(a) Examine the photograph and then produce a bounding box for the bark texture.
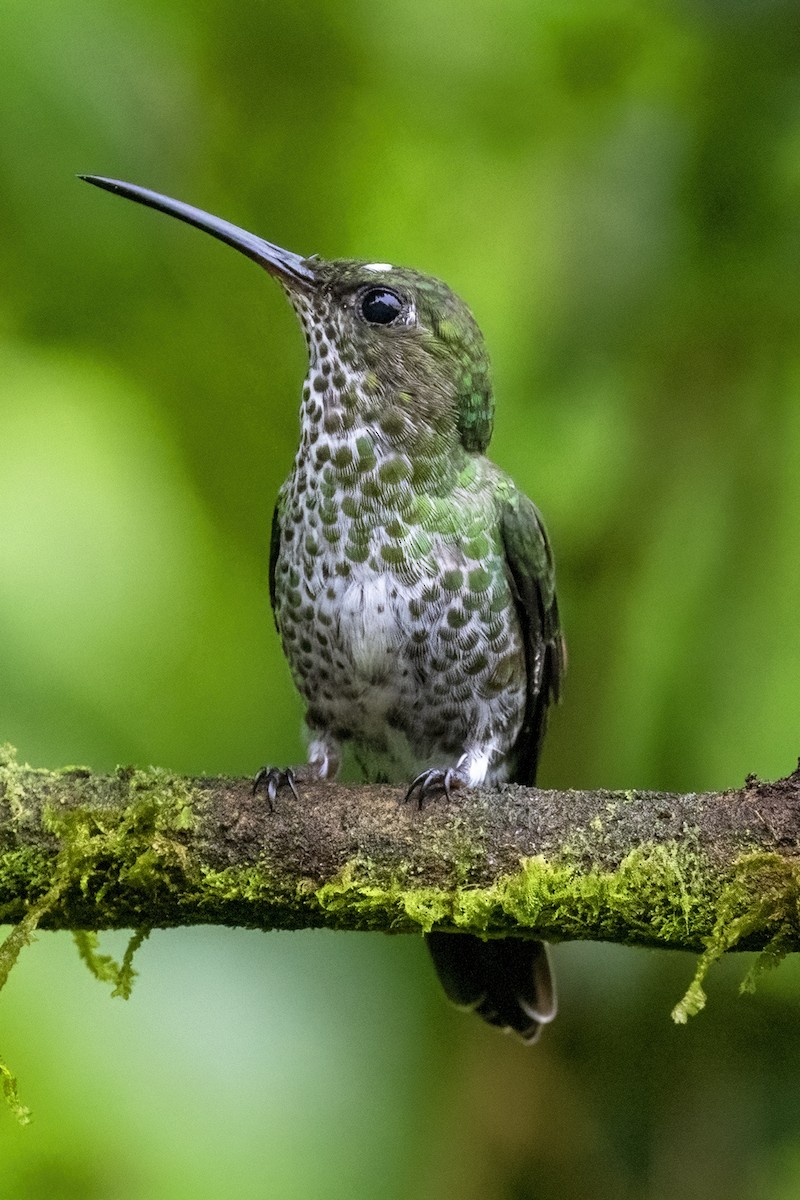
[4,745,798,1122]
[2,746,800,968]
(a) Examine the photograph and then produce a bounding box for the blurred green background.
[2,0,800,1196]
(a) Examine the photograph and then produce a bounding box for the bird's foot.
[404,766,469,810]
[252,766,300,810]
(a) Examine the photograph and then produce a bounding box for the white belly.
[338,575,401,681]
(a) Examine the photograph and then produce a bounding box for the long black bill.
[79,175,316,287]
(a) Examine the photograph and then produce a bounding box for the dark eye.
[359,287,404,325]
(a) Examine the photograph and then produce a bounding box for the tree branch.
[2,746,800,966]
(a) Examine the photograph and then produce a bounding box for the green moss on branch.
[2,745,800,950]
[2,744,800,1120]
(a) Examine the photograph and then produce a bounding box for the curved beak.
[79,175,316,288]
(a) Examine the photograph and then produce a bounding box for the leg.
[404,742,501,808]
[253,731,341,808]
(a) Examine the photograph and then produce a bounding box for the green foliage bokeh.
[2,1,800,1197]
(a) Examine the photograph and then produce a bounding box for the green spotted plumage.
[265,261,563,808]
[270,260,564,1040]
[81,176,564,1042]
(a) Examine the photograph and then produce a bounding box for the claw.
[252,766,300,810]
[404,766,465,809]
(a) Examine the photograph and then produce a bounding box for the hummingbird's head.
[79,177,495,455]
[290,258,494,453]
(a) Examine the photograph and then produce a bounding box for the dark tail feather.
[426,932,557,1042]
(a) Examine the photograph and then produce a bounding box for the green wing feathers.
[268,489,287,630]
[500,488,565,785]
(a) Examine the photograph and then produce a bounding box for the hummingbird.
[80,175,565,1042]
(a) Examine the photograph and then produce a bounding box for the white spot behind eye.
[363,263,393,272]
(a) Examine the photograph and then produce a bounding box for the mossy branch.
[2,742,800,1119]
[2,745,800,960]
